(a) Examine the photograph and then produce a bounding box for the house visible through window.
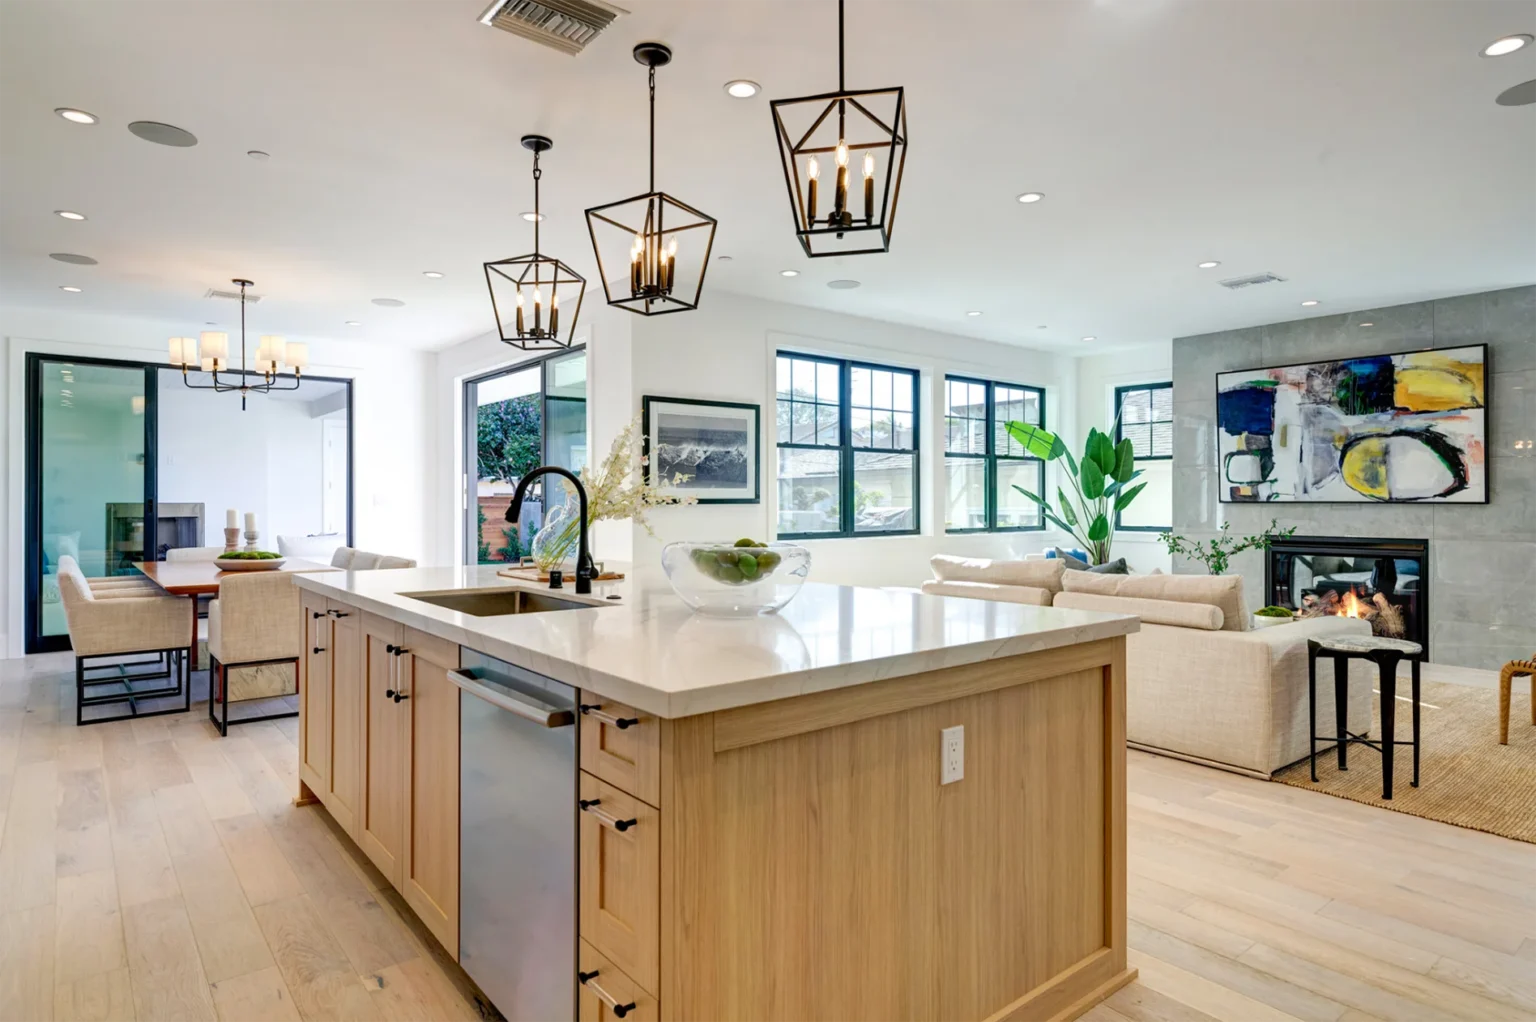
[776,353,919,538]
[943,376,1045,532]
[1114,382,1172,531]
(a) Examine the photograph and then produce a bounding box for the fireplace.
[1265,536,1428,654]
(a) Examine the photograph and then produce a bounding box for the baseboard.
[1047,967,1138,1022]
[1126,741,1272,780]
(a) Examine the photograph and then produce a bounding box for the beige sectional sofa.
[922,555,1374,778]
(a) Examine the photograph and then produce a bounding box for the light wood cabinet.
[579,939,658,1022]
[580,692,660,808]
[358,612,405,885]
[297,591,331,799]
[399,625,460,958]
[579,773,660,998]
[324,599,363,834]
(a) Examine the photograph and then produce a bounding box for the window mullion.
[840,359,854,536]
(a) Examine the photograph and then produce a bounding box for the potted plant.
[1155,520,1298,575]
[1003,422,1146,567]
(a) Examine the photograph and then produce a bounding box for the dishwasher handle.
[447,668,575,727]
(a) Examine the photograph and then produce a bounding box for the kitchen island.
[291,565,1139,1022]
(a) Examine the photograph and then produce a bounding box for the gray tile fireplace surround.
[1170,284,1534,671]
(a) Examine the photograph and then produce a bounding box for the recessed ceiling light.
[55,210,86,221]
[1016,192,1044,204]
[345,320,362,326]
[423,271,444,278]
[1482,34,1532,57]
[1036,325,1048,330]
[1081,336,1096,342]
[54,108,97,125]
[520,211,544,222]
[247,150,270,161]
[1197,260,1221,269]
[49,252,97,265]
[780,269,799,277]
[1496,79,1536,106]
[1359,322,1374,327]
[724,80,760,98]
[1301,300,1320,307]
[127,120,198,147]
[372,298,405,307]
[827,279,860,289]
[965,310,983,317]
[59,286,82,293]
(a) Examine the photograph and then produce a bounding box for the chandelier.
[584,43,717,316]
[484,135,586,350]
[770,0,908,257]
[167,279,307,410]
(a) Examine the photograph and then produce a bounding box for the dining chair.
[1500,657,1534,745]
[57,555,193,725]
[207,572,300,735]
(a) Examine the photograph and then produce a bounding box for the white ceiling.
[2,0,1532,354]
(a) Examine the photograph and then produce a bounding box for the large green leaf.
[1113,481,1148,512]
[1010,486,1049,508]
[1080,457,1106,500]
[1087,513,1110,542]
[1056,488,1079,527]
[1085,429,1117,476]
[1063,447,1079,478]
[1004,422,1063,461]
[1043,512,1078,535]
[1112,438,1136,481]
[1103,469,1144,499]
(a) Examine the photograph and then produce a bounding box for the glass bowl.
[661,541,811,616]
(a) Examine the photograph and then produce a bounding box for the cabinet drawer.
[400,624,459,672]
[579,774,659,997]
[580,692,659,807]
[579,939,657,1022]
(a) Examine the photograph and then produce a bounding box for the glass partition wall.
[465,347,587,565]
[23,353,353,653]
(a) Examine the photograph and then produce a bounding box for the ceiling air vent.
[1218,272,1288,291]
[477,0,627,56]
[204,287,262,303]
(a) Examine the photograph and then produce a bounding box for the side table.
[1307,635,1424,800]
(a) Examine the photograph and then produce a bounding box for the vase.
[530,502,582,574]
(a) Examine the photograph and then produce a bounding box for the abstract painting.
[641,396,760,504]
[1215,344,1487,503]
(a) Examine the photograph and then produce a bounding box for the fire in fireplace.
[1265,536,1428,653]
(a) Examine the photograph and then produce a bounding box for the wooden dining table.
[133,558,339,663]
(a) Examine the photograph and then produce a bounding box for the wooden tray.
[496,566,625,583]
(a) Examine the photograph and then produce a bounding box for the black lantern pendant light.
[771,0,908,257]
[484,135,586,350]
[585,43,717,316]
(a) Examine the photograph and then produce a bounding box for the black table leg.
[1378,651,1400,800]
[1334,654,1350,770]
[1308,642,1319,782]
[1411,657,1421,788]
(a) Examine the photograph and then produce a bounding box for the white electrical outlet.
[941,725,964,784]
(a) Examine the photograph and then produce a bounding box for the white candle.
[226,508,238,529]
[244,512,257,533]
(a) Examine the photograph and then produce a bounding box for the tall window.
[1114,382,1172,531]
[943,377,1045,532]
[776,353,919,538]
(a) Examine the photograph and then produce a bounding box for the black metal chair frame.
[208,653,300,737]
[76,647,191,726]
[1307,639,1422,800]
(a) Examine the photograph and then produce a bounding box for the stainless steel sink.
[400,588,592,617]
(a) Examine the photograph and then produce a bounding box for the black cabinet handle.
[393,691,409,703]
[328,609,349,618]
[385,688,396,700]
[385,643,397,654]
[311,610,324,619]
[312,646,325,654]
[578,798,637,832]
[393,647,409,658]
[580,704,640,729]
[577,969,635,1017]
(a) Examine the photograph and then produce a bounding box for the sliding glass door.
[464,347,587,565]
[26,356,155,652]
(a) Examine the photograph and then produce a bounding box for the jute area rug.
[1273,680,1536,844]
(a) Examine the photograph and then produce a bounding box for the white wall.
[1075,341,1175,572]
[626,292,1083,587]
[3,305,430,657]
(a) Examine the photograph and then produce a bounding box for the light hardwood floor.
[2,652,1532,1022]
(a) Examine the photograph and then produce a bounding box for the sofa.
[922,555,1374,779]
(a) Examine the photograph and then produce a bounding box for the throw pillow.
[1047,547,1090,564]
[930,555,1065,592]
[1053,548,1129,574]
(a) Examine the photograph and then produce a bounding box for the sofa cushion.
[919,579,1053,606]
[1058,571,1124,597]
[1061,571,1249,631]
[1054,591,1224,630]
[929,555,1064,592]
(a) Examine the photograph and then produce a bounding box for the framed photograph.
[642,396,760,504]
[1215,343,1489,504]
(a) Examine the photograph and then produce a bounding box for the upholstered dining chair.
[57,555,193,725]
[1499,657,1535,745]
[207,571,301,735]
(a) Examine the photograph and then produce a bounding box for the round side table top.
[1316,635,1423,656]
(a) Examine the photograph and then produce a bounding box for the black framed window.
[776,353,919,538]
[943,377,1045,532]
[1114,382,1172,531]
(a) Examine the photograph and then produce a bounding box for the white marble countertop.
[291,565,1138,718]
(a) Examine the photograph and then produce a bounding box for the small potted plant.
[1252,605,1296,629]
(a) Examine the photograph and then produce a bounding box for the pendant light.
[167,278,307,411]
[770,0,908,257]
[484,135,586,350]
[585,43,717,316]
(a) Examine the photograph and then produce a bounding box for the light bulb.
[835,140,848,168]
[516,290,524,307]
[668,237,678,256]
[553,291,560,307]
[534,287,542,305]
[808,155,820,180]
[863,151,874,179]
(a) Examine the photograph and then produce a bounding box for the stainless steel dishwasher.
[453,648,577,1022]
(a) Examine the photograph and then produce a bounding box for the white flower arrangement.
[580,415,696,535]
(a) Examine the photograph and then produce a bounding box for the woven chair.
[1499,657,1535,745]
[207,571,301,735]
